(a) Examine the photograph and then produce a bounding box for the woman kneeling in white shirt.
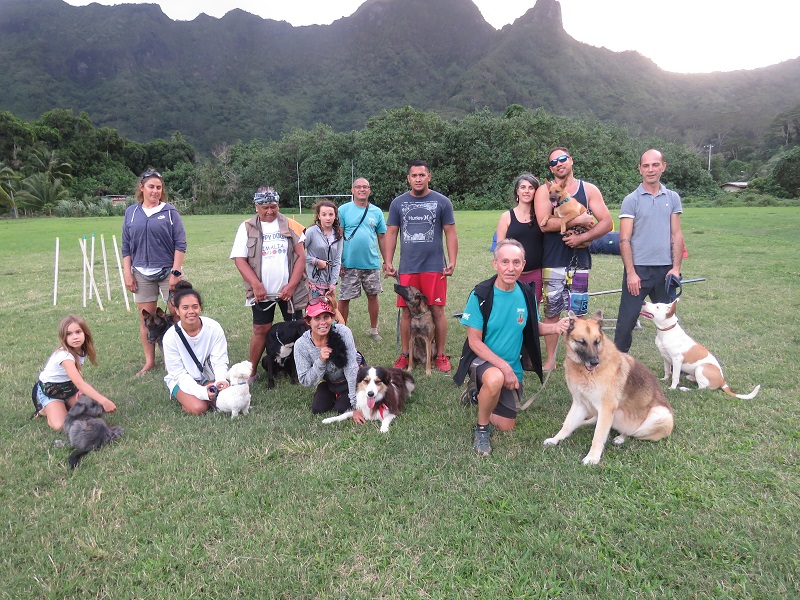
[162,282,230,414]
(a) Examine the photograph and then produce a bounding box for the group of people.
[458,147,683,455]
[32,148,684,460]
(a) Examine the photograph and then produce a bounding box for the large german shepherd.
[543,310,674,465]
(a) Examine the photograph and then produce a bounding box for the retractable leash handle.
[666,274,683,302]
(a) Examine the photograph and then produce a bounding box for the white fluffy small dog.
[215,360,252,417]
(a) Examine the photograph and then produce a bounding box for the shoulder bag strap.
[173,323,204,375]
[343,204,370,241]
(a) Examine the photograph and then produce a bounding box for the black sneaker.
[473,425,492,456]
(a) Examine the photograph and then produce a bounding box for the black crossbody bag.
[343,204,370,241]
[173,323,213,382]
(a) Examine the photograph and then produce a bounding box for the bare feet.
[135,364,156,377]
[543,360,558,372]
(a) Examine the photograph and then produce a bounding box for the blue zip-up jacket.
[121,202,187,269]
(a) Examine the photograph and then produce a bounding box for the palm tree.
[28,147,73,185]
[16,172,68,215]
[0,165,20,218]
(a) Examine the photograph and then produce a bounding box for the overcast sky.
[63,0,800,73]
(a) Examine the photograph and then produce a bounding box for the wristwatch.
[171,269,182,277]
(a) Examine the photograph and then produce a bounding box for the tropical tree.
[16,172,69,215]
[0,165,21,218]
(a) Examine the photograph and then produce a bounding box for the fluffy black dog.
[261,320,310,389]
[63,396,123,469]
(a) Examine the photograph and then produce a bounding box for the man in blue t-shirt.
[338,177,387,341]
[454,239,569,456]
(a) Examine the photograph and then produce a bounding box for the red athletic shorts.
[396,272,448,307]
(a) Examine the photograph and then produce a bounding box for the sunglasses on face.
[548,155,570,167]
[141,169,162,181]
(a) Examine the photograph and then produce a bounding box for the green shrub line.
[1,208,797,597]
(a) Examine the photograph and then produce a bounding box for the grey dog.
[63,396,123,469]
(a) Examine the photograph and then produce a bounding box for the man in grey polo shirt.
[614,148,685,353]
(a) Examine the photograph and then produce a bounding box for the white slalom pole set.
[89,234,95,300]
[53,237,60,306]
[51,234,131,311]
[100,234,112,301]
[113,234,131,312]
[82,235,87,308]
[79,237,104,310]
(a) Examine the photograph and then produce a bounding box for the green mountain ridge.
[0,0,797,153]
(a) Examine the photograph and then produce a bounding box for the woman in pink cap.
[293,297,363,420]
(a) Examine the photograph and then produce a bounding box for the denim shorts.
[36,383,66,410]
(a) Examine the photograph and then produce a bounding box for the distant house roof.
[720,182,748,192]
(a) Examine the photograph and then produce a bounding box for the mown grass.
[1,208,798,598]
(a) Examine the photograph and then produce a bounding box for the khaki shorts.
[132,269,171,304]
[339,268,383,300]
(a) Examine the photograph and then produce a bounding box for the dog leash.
[516,334,562,411]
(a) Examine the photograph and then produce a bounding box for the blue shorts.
[36,383,66,411]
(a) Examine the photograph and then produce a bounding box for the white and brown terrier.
[640,300,760,399]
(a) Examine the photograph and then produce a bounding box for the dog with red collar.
[321,366,415,433]
[640,300,760,399]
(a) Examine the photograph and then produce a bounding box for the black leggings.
[310,382,351,414]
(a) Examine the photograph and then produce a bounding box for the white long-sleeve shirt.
[163,317,229,400]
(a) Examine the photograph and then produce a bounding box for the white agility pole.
[89,234,95,299]
[53,237,60,305]
[82,236,87,308]
[100,234,111,301]
[79,237,104,310]
[112,234,131,312]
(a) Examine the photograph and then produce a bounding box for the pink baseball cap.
[305,298,334,318]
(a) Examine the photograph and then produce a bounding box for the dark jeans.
[310,381,352,414]
[614,265,671,353]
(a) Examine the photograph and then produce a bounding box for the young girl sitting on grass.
[33,315,117,430]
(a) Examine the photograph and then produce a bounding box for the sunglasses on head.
[307,297,330,307]
[548,155,570,167]
[141,169,162,181]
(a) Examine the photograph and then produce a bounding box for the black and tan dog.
[394,284,435,375]
[543,310,674,465]
[142,307,173,345]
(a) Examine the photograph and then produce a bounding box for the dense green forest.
[2,104,798,219]
[1,0,799,164]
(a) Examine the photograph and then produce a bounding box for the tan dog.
[539,180,593,248]
[544,311,674,465]
[321,288,346,324]
[394,284,436,375]
[640,300,760,399]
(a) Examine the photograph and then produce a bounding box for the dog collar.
[557,195,572,207]
[656,323,678,332]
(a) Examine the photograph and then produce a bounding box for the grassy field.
[1,208,798,598]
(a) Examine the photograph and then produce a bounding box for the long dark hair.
[512,173,540,227]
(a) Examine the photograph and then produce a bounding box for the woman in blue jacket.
[122,169,187,376]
